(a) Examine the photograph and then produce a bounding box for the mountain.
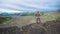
[0,9,60,16]
[1,12,21,16]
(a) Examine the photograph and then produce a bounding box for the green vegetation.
[20,12,45,16]
[0,14,2,16]
[56,16,60,21]
[20,12,35,16]
[41,11,60,22]
[0,16,12,24]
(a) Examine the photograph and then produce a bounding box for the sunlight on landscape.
[0,0,60,34]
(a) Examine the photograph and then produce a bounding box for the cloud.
[0,0,60,12]
[0,8,22,13]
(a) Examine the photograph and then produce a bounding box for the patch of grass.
[0,17,12,24]
[41,12,60,23]
[56,16,60,21]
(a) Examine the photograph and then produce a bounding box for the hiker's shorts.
[36,18,41,23]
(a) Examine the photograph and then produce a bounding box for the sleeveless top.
[35,13,40,18]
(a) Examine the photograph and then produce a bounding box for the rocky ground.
[22,20,60,34]
[0,20,60,34]
[0,26,23,34]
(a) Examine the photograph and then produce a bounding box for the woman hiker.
[35,11,41,24]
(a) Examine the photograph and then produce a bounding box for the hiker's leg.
[38,18,41,23]
[36,18,38,24]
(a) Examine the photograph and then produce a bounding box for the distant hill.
[0,9,60,16]
[1,12,21,16]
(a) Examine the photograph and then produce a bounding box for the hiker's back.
[35,12,40,18]
[35,11,41,24]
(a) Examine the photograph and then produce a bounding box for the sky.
[0,0,60,13]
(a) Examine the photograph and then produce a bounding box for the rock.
[22,25,31,32]
[45,20,60,34]
[0,26,23,34]
[27,26,47,34]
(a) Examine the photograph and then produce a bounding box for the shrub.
[56,16,60,21]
